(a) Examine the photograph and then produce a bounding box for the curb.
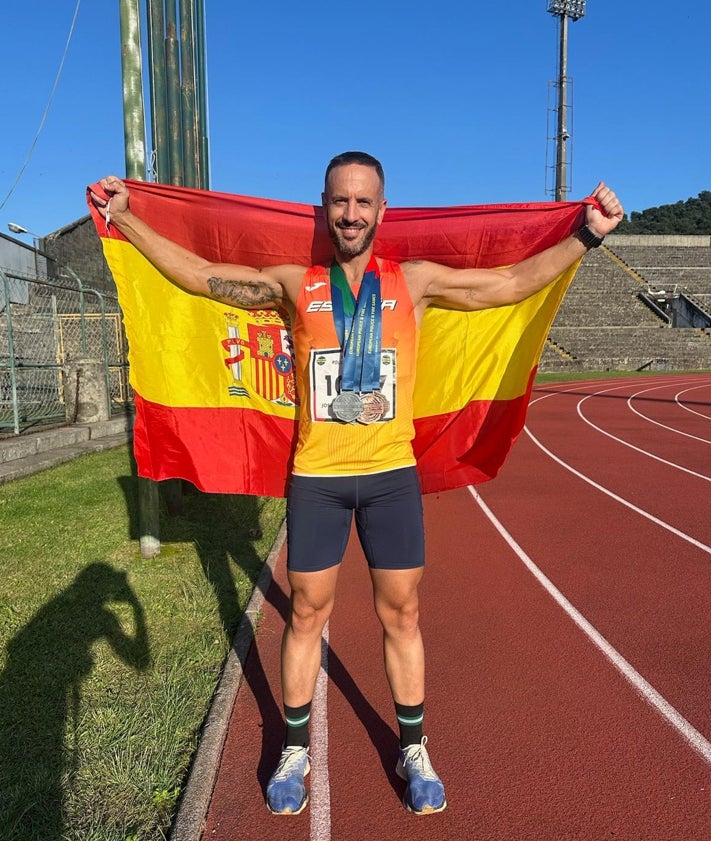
[0,414,134,485]
[169,520,288,841]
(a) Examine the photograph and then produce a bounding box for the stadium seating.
[540,236,711,372]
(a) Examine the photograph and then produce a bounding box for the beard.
[328,221,378,258]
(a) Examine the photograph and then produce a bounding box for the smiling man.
[91,152,622,816]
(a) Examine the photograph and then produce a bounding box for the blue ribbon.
[330,256,382,394]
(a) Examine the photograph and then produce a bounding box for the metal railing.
[0,266,130,434]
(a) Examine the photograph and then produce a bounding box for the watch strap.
[576,223,605,249]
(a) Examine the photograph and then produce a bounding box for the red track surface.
[202,374,711,840]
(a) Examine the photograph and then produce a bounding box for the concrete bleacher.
[540,235,711,372]
[605,237,711,311]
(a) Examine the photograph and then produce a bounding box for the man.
[91,153,623,816]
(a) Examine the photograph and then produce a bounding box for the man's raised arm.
[89,176,303,310]
[406,181,624,313]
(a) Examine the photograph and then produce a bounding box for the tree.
[615,191,711,234]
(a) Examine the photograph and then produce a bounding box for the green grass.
[535,368,711,383]
[0,446,285,841]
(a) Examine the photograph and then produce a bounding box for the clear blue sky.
[1,0,709,240]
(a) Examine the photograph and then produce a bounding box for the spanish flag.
[87,181,588,497]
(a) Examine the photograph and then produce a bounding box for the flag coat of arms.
[87,180,591,497]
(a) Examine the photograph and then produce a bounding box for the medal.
[330,256,384,424]
[356,391,390,425]
[331,390,364,423]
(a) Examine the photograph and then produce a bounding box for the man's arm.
[89,176,303,309]
[405,182,624,313]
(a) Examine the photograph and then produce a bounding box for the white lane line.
[523,423,711,556]
[676,383,711,422]
[529,376,703,408]
[310,624,331,841]
[575,390,711,483]
[468,485,711,766]
[625,383,711,445]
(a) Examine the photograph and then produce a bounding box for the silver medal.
[331,391,364,423]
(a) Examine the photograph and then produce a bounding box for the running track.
[202,374,711,840]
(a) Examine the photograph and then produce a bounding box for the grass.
[535,368,711,383]
[0,445,285,841]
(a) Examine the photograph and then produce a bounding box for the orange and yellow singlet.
[292,259,419,477]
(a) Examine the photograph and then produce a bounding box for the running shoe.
[266,745,310,815]
[396,736,447,814]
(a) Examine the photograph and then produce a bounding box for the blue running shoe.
[266,745,310,815]
[396,736,447,815]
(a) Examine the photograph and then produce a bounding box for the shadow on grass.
[117,468,287,793]
[0,563,150,841]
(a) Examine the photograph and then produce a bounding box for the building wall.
[43,215,117,297]
[0,233,49,278]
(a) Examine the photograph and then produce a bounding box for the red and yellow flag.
[87,181,588,497]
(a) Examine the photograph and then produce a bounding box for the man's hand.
[586,182,624,238]
[89,176,130,221]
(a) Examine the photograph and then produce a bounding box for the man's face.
[322,164,387,259]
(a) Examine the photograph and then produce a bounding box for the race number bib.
[309,348,397,423]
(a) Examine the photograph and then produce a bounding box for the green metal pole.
[119,0,162,554]
[195,0,210,189]
[1,269,20,434]
[146,0,170,183]
[165,0,184,185]
[118,0,146,180]
[179,0,198,188]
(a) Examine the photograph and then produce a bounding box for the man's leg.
[369,567,425,707]
[266,566,340,815]
[370,566,446,815]
[282,566,340,708]
[268,473,353,814]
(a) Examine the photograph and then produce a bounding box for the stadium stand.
[540,235,711,373]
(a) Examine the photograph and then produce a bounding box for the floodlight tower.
[547,0,586,201]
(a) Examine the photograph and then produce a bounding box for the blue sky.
[1,0,709,240]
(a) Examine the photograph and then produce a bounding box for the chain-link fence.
[0,266,130,434]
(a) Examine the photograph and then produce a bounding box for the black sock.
[395,701,424,748]
[284,702,311,747]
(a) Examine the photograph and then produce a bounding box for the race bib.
[309,348,397,423]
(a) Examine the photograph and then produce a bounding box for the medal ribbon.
[330,255,382,394]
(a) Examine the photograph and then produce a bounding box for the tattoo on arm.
[207,273,278,307]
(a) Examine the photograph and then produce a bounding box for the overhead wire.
[0,0,82,213]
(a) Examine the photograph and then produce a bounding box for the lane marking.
[575,389,711,483]
[523,423,711,555]
[310,624,331,841]
[529,375,705,408]
[625,383,711,445]
[676,383,711,422]
[468,486,711,766]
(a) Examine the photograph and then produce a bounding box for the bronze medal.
[356,391,390,425]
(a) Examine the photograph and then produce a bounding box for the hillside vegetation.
[616,190,711,235]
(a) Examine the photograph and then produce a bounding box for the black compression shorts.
[286,467,425,573]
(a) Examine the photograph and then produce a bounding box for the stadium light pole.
[547,0,586,202]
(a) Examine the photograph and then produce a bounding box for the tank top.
[292,258,419,476]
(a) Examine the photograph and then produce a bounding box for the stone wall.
[43,215,116,296]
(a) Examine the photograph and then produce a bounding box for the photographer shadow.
[0,562,150,840]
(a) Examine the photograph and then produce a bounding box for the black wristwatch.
[576,224,605,249]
